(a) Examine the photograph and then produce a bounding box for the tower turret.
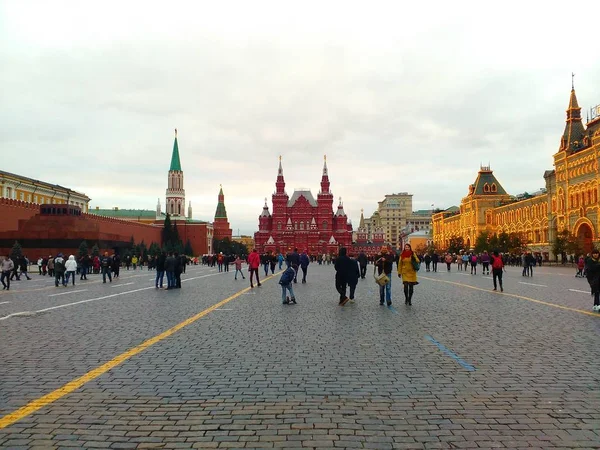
[276,155,286,194]
[560,78,586,154]
[166,129,186,218]
[320,155,330,194]
[213,184,232,240]
[188,201,192,219]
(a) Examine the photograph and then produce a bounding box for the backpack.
[411,254,420,272]
[471,255,477,263]
[491,256,503,270]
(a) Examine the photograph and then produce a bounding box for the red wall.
[0,200,212,257]
[0,198,39,232]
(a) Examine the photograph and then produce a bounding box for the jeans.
[360,264,367,278]
[234,268,245,279]
[281,283,295,303]
[432,261,438,272]
[156,270,165,287]
[263,263,269,276]
[102,267,112,283]
[80,267,88,280]
[1,271,10,289]
[166,271,175,288]
[278,261,283,270]
[379,275,392,303]
[65,271,76,285]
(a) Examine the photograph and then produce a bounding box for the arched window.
[483,183,490,193]
[300,222,304,230]
[491,184,497,193]
[277,221,282,230]
[322,221,328,230]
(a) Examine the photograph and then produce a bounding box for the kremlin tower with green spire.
[213,185,232,240]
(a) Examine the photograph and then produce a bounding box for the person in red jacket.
[247,249,262,288]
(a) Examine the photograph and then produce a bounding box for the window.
[34,195,38,203]
[277,221,282,230]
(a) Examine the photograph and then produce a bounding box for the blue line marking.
[425,335,476,372]
[388,305,399,314]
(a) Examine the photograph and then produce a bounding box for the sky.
[2,1,600,235]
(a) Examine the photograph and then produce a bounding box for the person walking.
[397,243,420,305]
[299,250,310,283]
[269,252,277,275]
[423,253,431,272]
[54,253,66,287]
[375,246,394,306]
[480,251,490,275]
[100,252,112,283]
[64,255,77,286]
[334,247,352,306]
[277,253,284,270]
[577,254,585,278]
[48,255,55,278]
[132,255,138,270]
[470,253,478,275]
[1,256,14,290]
[262,252,270,276]
[357,251,368,279]
[444,253,452,271]
[347,253,360,303]
[112,253,121,279]
[491,250,504,292]
[248,248,261,288]
[586,249,600,312]
[287,248,300,282]
[18,255,32,280]
[233,255,246,280]
[155,251,166,288]
[279,264,297,305]
[431,252,439,272]
[80,254,90,280]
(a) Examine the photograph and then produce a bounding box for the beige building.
[0,170,90,212]
[365,193,432,248]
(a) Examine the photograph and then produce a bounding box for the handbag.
[411,254,421,272]
[374,264,390,286]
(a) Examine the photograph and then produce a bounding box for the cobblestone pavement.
[1,263,599,449]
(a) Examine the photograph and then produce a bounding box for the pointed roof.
[562,88,586,152]
[335,197,346,217]
[470,166,508,196]
[170,129,182,171]
[322,155,328,176]
[288,190,318,207]
[359,209,365,229]
[278,155,283,176]
[214,185,227,219]
[260,198,271,217]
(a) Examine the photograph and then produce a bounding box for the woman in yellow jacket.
[397,243,420,305]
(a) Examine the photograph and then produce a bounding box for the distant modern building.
[364,193,432,248]
[0,170,90,212]
[232,235,255,250]
[254,156,353,254]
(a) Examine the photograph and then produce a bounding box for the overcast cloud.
[1,0,600,235]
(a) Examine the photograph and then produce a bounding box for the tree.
[184,239,194,256]
[172,221,180,247]
[162,213,172,247]
[10,241,22,260]
[447,236,464,254]
[148,242,161,257]
[552,229,568,260]
[78,240,89,258]
[91,243,100,257]
[474,231,492,254]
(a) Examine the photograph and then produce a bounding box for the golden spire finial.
[324,154,327,161]
[279,155,282,161]
[361,208,363,214]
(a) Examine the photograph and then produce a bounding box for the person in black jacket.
[431,252,439,272]
[334,247,353,306]
[586,249,600,312]
[286,248,300,282]
[80,254,90,280]
[165,252,176,289]
[156,251,167,288]
[347,253,360,302]
[357,252,368,279]
[375,247,394,306]
[174,252,182,288]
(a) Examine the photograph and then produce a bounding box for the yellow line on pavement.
[420,276,598,317]
[0,272,278,430]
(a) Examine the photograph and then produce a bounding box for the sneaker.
[290,297,297,304]
[283,299,289,305]
[593,305,599,311]
[349,299,355,303]
[387,301,392,306]
[500,287,504,292]
[340,297,350,306]
[492,288,497,291]
[380,301,384,305]
[257,283,262,287]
